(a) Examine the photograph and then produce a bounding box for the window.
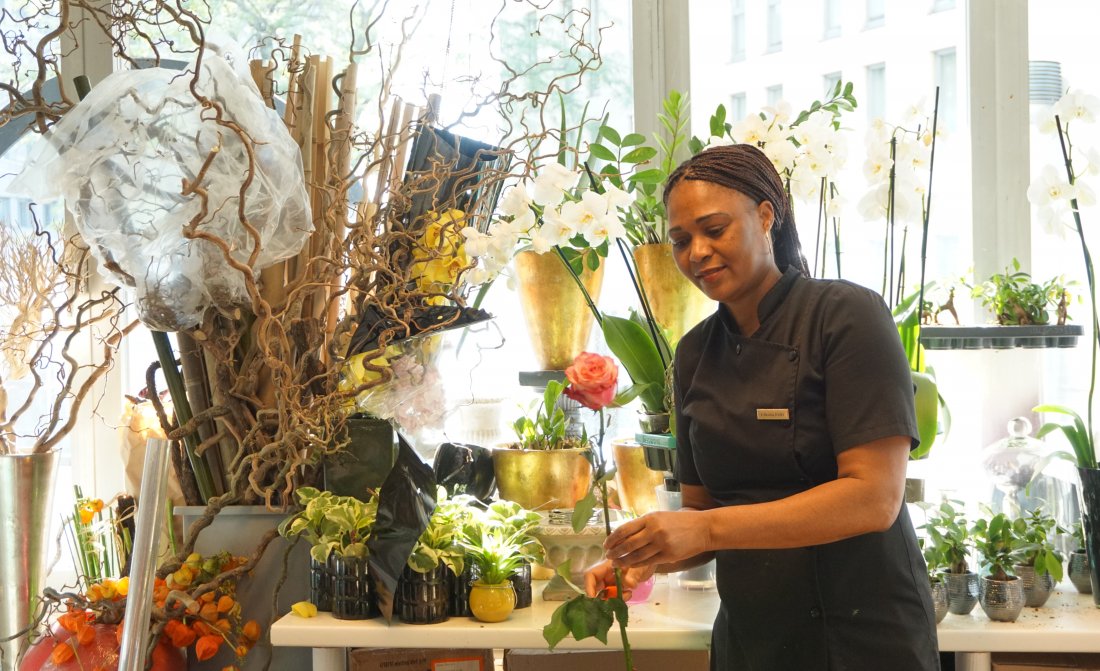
[730,92,747,121]
[766,0,782,52]
[823,0,842,39]
[866,0,885,28]
[823,71,842,96]
[731,0,746,62]
[766,84,784,107]
[933,48,957,131]
[931,0,956,11]
[866,62,886,120]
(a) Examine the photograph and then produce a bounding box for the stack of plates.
[1030,60,1063,104]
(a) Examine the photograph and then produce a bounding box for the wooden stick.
[283,34,303,140]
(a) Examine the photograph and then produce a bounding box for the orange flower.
[234,645,249,658]
[58,611,88,634]
[199,602,218,622]
[216,595,234,613]
[76,624,96,646]
[164,620,196,648]
[241,621,260,643]
[50,641,75,665]
[563,352,618,410]
[195,634,222,662]
[192,621,214,637]
[215,619,231,633]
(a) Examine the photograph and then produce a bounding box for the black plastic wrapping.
[367,434,438,622]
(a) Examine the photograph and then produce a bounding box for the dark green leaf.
[629,168,665,185]
[598,125,622,146]
[622,146,658,164]
[621,133,646,146]
[589,143,617,162]
[688,137,705,155]
[602,315,666,412]
[563,596,614,644]
[571,490,598,532]
[586,249,600,271]
[543,601,571,650]
[612,383,654,408]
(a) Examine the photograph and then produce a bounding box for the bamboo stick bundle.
[305,56,332,325]
[288,56,316,302]
[325,62,358,343]
[176,331,226,495]
[283,35,303,143]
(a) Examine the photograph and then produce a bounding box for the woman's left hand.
[604,510,711,568]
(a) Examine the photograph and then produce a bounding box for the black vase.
[433,442,496,502]
[1078,467,1100,605]
[397,564,450,624]
[324,415,397,496]
[331,555,376,620]
[309,554,337,612]
[510,562,533,609]
[448,565,479,617]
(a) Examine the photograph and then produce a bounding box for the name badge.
[756,408,790,421]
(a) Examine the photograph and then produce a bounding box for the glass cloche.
[981,417,1046,517]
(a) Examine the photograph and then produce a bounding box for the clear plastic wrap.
[13,55,311,331]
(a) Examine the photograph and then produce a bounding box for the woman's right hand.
[584,560,656,599]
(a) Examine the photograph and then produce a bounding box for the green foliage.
[1072,519,1087,551]
[918,499,971,574]
[1033,403,1096,470]
[971,509,1018,581]
[407,490,471,575]
[918,537,943,582]
[481,499,545,566]
[790,80,858,129]
[1011,507,1065,582]
[543,592,626,649]
[511,379,589,450]
[278,486,378,563]
[969,259,1074,326]
[601,315,667,414]
[460,528,531,585]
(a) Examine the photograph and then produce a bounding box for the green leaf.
[598,125,622,146]
[563,596,615,644]
[571,489,598,532]
[628,168,665,185]
[621,133,646,146]
[543,601,571,650]
[622,146,658,164]
[611,383,654,408]
[601,315,666,412]
[589,143,617,162]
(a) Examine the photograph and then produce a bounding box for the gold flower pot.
[612,439,666,516]
[514,249,604,371]
[633,242,715,345]
[491,446,593,511]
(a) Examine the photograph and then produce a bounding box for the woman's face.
[667,179,779,308]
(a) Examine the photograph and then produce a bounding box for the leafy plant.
[511,379,590,450]
[407,490,471,575]
[482,499,546,566]
[1011,507,1065,582]
[460,528,531,585]
[1033,403,1096,470]
[918,499,971,574]
[277,486,378,563]
[971,510,1018,581]
[918,537,943,582]
[1072,519,1087,551]
[969,258,1074,326]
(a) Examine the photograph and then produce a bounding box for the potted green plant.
[1069,520,1093,594]
[971,510,1026,622]
[492,379,593,511]
[482,500,545,608]
[459,527,533,623]
[1011,507,1065,607]
[277,487,378,619]
[918,537,949,623]
[919,499,978,615]
[970,259,1073,327]
[397,492,470,624]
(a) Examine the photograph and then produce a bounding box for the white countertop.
[270,579,1100,653]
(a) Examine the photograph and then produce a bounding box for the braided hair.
[663,144,810,276]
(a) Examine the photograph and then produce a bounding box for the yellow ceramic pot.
[492,447,593,511]
[612,439,666,515]
[468,581,516,623]
[633,242,715,345]
[514,249,605,370]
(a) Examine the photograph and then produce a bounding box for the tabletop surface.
[271,579,1100,652]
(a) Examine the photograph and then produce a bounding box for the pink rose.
[563,352,618,411]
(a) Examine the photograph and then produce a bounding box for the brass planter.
[633,242,714,345]
[612,439,665,515]
[492,446,592,511]
[514,249,604,371]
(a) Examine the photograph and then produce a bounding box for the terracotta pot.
[514,249,604,371]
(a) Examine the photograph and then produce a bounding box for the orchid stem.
[553,246,603,328]
[916,87,941,372]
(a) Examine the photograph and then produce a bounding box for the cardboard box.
[992,653,1100,670]
[503,649,708,671]
[349,648,495,671]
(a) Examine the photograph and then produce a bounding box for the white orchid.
[530,163,580,205]
[1054,90,1100,125]
[499,184,536,229]
[1028,165,1077,210]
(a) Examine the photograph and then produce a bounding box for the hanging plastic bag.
[13,54,311,331]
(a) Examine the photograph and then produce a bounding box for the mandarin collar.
[717,265,803,335]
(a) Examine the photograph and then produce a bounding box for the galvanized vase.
[930,579,948,623]
[979,576,1025,622]
[1069,549,1093,594]
[0,450,58,671]
[1014,564,1056,608]
[941,571,979,615]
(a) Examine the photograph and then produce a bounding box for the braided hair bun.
[663,144,810,276]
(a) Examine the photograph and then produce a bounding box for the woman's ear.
[757,200,775,237]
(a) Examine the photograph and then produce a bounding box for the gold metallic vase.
[612,439,666,515]
[514,249,605,371]
[492,447,593,511]
[633,242,715,345]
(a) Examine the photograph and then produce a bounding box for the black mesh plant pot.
[332,555,376,620]
[309,554,337,612]
[510,562,533,609]
[447,564,479,617]
[397,564,450,624]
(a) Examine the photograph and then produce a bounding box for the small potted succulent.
[277,487,378,619]
[492,379,593,511]
[972,511,1025,622]
[1069,520,1093,594]
[1011,507,1065,607]
[918,538,949,623]
[459,528,533,622]
[919,499,978,615]
[398,491,470,624]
